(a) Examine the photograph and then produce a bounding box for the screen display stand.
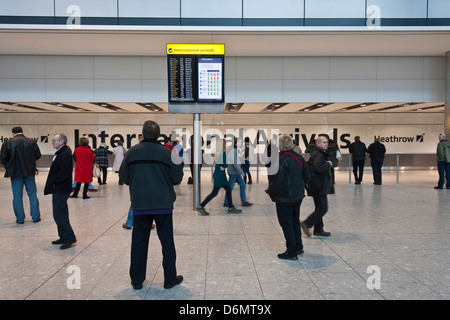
[168,103,224,114]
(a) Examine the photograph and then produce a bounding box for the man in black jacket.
[301,136,333,237]
[119,120,184,290]
[1,126,41,224]
[267,135,309,260]
[44,134,76,249]
[349,136,367,184]
[367,137,386,185]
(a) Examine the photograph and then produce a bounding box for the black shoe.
[164,275,183,289]
[69,194,77,198]
[33,218,41,223]
[52,239,64,245]
[131,281,143,290]
[60,241,75,249]
[82,195,90,199]
[196,206,209,216]
[277,251,298,260]
[434,186,443,189]
[297,249,304,255]
[242,202,253,206]
[16,220,24,224]
[300,221,311,237]
[314,231,331,237]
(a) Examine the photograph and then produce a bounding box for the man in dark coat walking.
[301,136,333,237]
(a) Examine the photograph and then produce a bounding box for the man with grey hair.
[435,133,450,189]
[267,134,309,259]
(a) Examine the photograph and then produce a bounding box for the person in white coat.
[112,140,127,185]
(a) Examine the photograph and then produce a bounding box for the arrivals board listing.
[168,55,195,103]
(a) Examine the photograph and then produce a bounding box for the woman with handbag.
[70,136,95,199]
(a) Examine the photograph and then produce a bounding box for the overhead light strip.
[136,103,165,112]
[46,102,91,112]
[1,102,48,111]
[298,103,331,112]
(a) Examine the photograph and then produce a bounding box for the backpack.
[444,143,450,163]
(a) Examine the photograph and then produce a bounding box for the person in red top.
[163,135,174,151]
[70,136,96,199]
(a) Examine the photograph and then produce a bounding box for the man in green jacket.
[435,133,450,189]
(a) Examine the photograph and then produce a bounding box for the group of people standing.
[2,123,450,290]
[349,136,386,185]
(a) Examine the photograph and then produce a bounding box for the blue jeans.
[125,207,134,227]
[437,161,450,188]
[11,176,40,223]
[224,174,246,205]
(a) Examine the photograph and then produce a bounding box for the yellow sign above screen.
[167,44,225,55]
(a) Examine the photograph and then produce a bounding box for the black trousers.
[276,199,303,255]
[352,159,365,182]
[304,194,328,233]
[130,214,177,287]
[52,193,76,242]
[72,182,89,197]
[200,185,233,208]
[98,166,107,184]
[371,159,384,184]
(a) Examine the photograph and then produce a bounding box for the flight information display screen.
[197,57,224,103]
[167,55,196,103]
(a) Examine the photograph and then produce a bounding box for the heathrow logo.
[375,133,425,143]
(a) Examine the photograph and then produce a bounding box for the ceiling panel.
[0,101,445,114]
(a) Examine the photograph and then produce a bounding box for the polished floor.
[0,168,449,300]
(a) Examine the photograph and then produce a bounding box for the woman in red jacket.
[70,136,95,199]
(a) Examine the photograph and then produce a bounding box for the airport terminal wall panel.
[0,111,443,152]
[0,55,445,103]
[1,0,450,26]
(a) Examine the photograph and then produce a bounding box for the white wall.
[0,55,445,103]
